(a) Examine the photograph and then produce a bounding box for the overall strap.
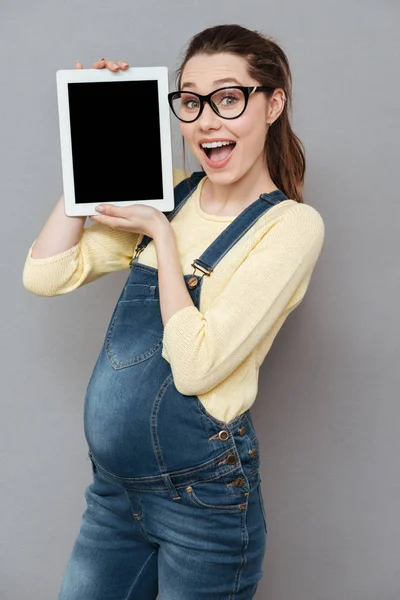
[130,171,205,264]
[166,171,206,220]
[190,189,288,280]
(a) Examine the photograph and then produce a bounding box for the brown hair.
[175,24,306,203]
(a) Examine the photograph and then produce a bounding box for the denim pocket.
[105,286,163,369]
[121,284,157,301]
[183,476,249,512]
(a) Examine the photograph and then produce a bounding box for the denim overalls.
[58,173,288,600]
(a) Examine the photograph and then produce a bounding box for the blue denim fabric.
[58,173,287,599]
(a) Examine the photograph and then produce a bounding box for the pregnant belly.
[83,345,169,478]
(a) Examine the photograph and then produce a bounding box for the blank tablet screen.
[68,80,163,204]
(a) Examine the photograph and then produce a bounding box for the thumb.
[95,203,124,217]
[75,61,83,69]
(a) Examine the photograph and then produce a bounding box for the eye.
[181,94,200,110]
[220,94,238,106]
[212,88,243,108]
[186,99,199,109]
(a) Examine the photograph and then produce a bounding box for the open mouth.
[200,140,236,163]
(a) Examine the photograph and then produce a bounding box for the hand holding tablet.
[56,59,175,216]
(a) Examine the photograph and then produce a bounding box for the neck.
[201,158,278,216]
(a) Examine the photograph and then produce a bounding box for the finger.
[90,214,129,229]
[75,61,83,69]
[95,204,126,217]
[92,57,106,69]
[105,60,129,72]
[105,59,121,72]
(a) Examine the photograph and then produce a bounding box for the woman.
[23,24,325,600]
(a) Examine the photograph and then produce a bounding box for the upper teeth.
[201,141,234,148]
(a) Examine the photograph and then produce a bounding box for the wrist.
[152,213,173,244]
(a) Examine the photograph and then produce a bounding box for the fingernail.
[95,206,104,212]
[98,57,105,62]
[112,63,118,69]
[121,62,128,67]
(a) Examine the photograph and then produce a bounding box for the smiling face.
[179,52,271,186]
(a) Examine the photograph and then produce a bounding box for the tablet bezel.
[56,66,174,216]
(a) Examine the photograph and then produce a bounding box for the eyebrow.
[181,77,244,89]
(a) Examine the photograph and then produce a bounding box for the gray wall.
[1,1,399,598]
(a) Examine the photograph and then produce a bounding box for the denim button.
[238,426,246,435]
[218,430,230,441]
[248,448,257,458]
[234,478,245,487]
[226,453,237,465]
[187,276,199,289]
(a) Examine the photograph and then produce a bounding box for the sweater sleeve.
[22,224,139,296]
[161,203,325,396]
[22,168,188,297]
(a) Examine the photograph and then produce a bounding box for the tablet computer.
[56,66,174,216]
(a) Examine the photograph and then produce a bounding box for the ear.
[267,88,286,125]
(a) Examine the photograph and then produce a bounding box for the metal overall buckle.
[187,259,213,289]
[129,242,146,267]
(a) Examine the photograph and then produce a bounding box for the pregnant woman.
[23,23,325,600]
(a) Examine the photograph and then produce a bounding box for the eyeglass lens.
[171,88,247,121]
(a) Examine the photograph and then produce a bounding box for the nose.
[197,101,222,130]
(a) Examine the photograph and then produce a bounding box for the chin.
[201,166,241,186]
[205,173,236,185]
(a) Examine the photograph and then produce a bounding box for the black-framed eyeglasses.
[167,85,275,123]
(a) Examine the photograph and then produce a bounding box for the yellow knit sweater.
[23,170,325,423]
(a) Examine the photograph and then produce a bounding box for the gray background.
[1,1,399,598]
